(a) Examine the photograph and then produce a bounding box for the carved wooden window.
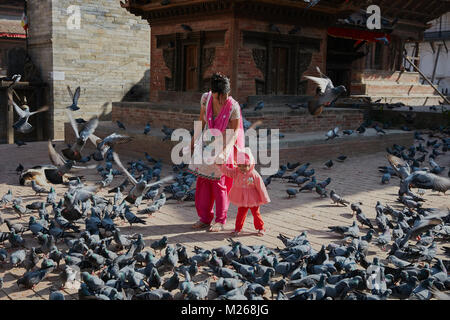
[243,30,321,96]
[156,30,226,92]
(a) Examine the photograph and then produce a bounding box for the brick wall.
[112,102,363,133]
[149,15,328,104]
[28,0,150,140]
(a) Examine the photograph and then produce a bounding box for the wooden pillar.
[230,10,239,99]
[6,88,14,144]
[35,85,44,141]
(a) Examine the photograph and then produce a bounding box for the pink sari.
[205,91,245,193]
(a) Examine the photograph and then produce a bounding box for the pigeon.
[324,160,334,169]
[336,155,347,162]
[123,206,146,226]
[12,100,49,134]
[325,127,339,140]
[116,120,126,130]
[178,22,193,32]
[112,152,172,204]
[186,277,211,300]
[17,269,49,289]
[288,25,301,35]
[330,190,349,206]
[63,111,99,161]
[66,86,81,111]
[356,211,374,229]
[31,181,49,195]
[381,172,391,184]
[151,236,168,255]
[15,140,26,147]
[305,0,321,9]
[269,24,281,33]
[373,124,386,135]
[286,188,298,198]
[304,67,346,116]
[0,190,13,207]
[6,74,21,88]
[315,185,328,198]
[144,123,151,135]
[254,101,264,112]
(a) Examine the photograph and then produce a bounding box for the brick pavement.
[0,140,448,300]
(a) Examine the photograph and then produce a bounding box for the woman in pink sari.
[188,73,245,232]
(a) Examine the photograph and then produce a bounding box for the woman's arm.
[219,117,239,162]
[190,98,207,152]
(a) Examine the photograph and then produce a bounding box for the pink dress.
[220,163,271,208]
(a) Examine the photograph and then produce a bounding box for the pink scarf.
[205,92,245,154]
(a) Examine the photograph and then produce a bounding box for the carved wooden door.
[271,47,288,95]
[184,45,198,91]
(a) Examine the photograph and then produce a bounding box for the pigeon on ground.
[330,190,349,206]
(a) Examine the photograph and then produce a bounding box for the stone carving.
[202,47,215,73]
[297,52,312,94]
[163,49,175,90]
[252,48,267,78]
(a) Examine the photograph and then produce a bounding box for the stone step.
[350,94,443,106]
[351,83,436,96]
[352,70,420,84]
[264,129,414,163]
[65,121,414,165]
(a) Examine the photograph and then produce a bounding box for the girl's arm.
[216,164,237,179]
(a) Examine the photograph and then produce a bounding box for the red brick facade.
[149,15,327,104]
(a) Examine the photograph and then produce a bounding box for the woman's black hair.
[210,72,231,95]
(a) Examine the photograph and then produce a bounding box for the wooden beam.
[403,55,450,104]
[431,44,442,84]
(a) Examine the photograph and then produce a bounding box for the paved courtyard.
[0,139,448,300]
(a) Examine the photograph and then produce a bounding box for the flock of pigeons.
[2,73,450,300]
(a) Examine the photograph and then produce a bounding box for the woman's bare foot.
[257,229,265,237]
[208,223,225,232]
[231,230,241,237]
[192,220,210,229]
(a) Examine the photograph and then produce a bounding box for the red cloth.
[235,207,265,232]
[327,27,390,43]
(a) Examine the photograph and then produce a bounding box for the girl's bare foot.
[257,229,265,237]
[231,231,241,237]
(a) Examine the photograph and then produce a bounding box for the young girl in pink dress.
[217,148,270,236]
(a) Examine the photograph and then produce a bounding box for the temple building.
[120,0,448,106]
[0,0,26,77]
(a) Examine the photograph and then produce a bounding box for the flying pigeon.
[12,100,49,134]
[66,86,81,111]
[304,67,346,116]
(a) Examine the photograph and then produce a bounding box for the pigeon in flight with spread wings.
[66,86,81,111]
[89,133,133,161]
[113,152,173,204]
[62,110,99,161]
[304,66,346,116]
[12,99,49,134]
